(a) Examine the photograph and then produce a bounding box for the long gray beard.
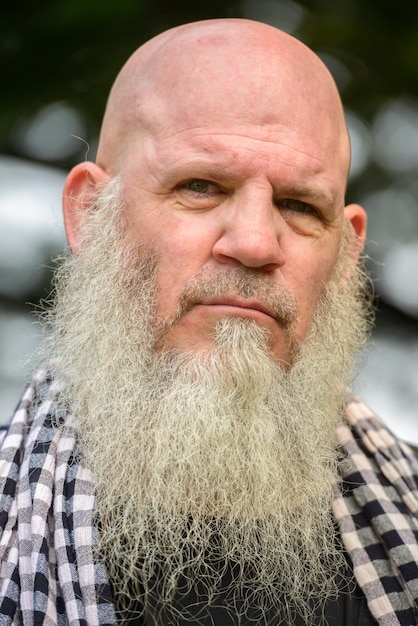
[40,177,372,625]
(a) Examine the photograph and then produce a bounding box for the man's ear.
[63,162,110,255]
[343,203,367,262]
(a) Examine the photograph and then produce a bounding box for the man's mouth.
[199,297,277,321]
[164,269,299,336]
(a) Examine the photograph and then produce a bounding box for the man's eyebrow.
[163,164,237,185]
[277,186,336,210]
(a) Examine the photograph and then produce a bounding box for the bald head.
[96,19,350,180]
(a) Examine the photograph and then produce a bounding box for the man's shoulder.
[0,370,69,456]
[403,441,418,460]
[339,392,418,502]
[343,393,418,456]
[337,394,418,625]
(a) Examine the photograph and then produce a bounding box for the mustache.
[161,267,299,335]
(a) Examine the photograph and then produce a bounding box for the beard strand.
[38,177,373,625]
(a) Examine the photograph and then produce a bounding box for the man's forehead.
[96,18,350,180]
[143,125,332,179]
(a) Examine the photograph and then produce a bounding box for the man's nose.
[212,188,286,271]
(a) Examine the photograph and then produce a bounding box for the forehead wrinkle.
[146,126,339,185]
[149,129,331,175]
[150,124,326,158]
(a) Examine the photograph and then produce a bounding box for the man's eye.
[175,178,225,210]
[283,199,312,214]
[185,179,216,194]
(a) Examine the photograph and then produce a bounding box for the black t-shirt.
[109,551,377,625]
[119,590,375,625]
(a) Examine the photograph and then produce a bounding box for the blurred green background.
[1,0,418,436]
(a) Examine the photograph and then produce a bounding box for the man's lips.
[195,298,277,321]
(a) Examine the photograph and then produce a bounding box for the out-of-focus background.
[1,0,417,439]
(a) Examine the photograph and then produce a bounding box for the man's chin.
[155,310,296,366]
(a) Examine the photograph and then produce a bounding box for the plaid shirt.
[1,370,418,625]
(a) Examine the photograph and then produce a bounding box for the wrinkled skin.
[63,18,366,364]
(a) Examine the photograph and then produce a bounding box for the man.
[1,17,418,626]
